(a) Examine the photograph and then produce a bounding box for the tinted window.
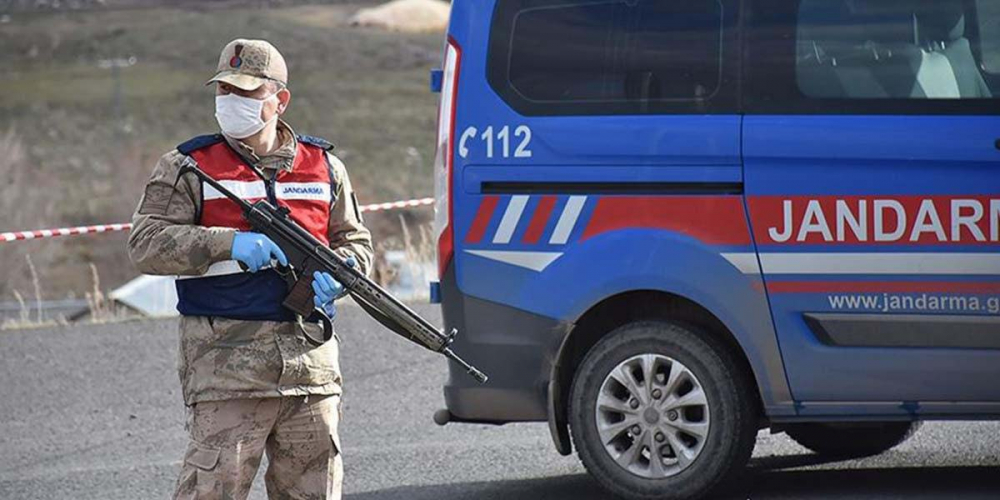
[488,0,739,116]
[746,0,1000,114]
[977,0,1000,74]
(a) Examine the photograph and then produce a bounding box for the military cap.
[206,38,288,91]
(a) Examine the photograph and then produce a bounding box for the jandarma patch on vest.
[282,186,324,195]
[138,183,175,215]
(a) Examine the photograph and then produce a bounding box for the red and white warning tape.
[0,197,435,243]
[2,224,133,242]
[360,197,434,212]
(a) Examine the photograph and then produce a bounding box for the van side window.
[488,0,739,116]
[977,0,1000,75]
[797,0,992,99]
[746,0,999,114]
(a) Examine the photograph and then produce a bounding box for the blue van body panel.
[504,117,742,165]
[460,228,745,319]
[745,115,1000,173]
[457,225,791,407]
[745,115,1000,404]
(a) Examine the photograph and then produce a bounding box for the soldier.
[127,38,372,500]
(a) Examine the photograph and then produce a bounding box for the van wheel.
[569,321,756,500]
[784,421,922,458]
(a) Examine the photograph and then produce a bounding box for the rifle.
[175,157,488,384]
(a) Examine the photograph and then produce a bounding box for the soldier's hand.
[312,257,355,316]
[231,232,288,272]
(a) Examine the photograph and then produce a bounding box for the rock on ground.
[349,0,450,33]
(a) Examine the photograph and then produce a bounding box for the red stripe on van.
[522,196,557,244]
[767,281,1000,294]
[581,196,751,245]
[465,196,499,244]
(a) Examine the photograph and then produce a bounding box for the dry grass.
[7,290,30,326]
[366,210,434,295]
[0,129,59,298]
[273,3,354,28]
[1,256,134,330]
[27,255,43,322]
[1,255,65,330]
[83,261,141,325]
[85,262,113,322]
[398,213,435,265]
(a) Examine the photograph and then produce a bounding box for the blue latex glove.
[312,257,356,317]
[231,232,288,272]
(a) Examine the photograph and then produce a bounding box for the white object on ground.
[349,0,451,33]
[109,275,179,317]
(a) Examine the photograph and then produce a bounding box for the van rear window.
[488,0,739,116]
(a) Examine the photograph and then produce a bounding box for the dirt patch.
[272,3,353,29]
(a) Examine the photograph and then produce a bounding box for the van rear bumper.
[439,265,568,423]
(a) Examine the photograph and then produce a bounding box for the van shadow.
[346,455,1000,500]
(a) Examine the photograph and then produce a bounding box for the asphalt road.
[1,304,998,499]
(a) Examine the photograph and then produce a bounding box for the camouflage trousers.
[174,394,342,500]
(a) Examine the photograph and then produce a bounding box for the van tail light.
[433,37,461,279]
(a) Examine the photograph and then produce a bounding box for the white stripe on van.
[493,195,529,244]
[721,252,1000,276]
[465,250,563,272]
[759,252,1000,275]
[721,253,761,274]
[549,196,587,245]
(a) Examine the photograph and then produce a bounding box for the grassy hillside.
[0,2,444,299]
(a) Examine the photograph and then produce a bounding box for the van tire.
[784,421,922,458]
[568,321,756,500]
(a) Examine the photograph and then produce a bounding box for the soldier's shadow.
[345,455,1000,500]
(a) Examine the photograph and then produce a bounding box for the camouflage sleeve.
[326,153,374,278]
[127,150,236,276]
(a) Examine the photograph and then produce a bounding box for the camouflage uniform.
[128,116,372,499]
[174,395,343,500]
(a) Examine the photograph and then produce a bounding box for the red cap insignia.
[229,45,243,68]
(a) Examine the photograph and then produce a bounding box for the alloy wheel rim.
[594,354,711,478]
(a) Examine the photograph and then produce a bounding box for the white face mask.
[214,92,279,139]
